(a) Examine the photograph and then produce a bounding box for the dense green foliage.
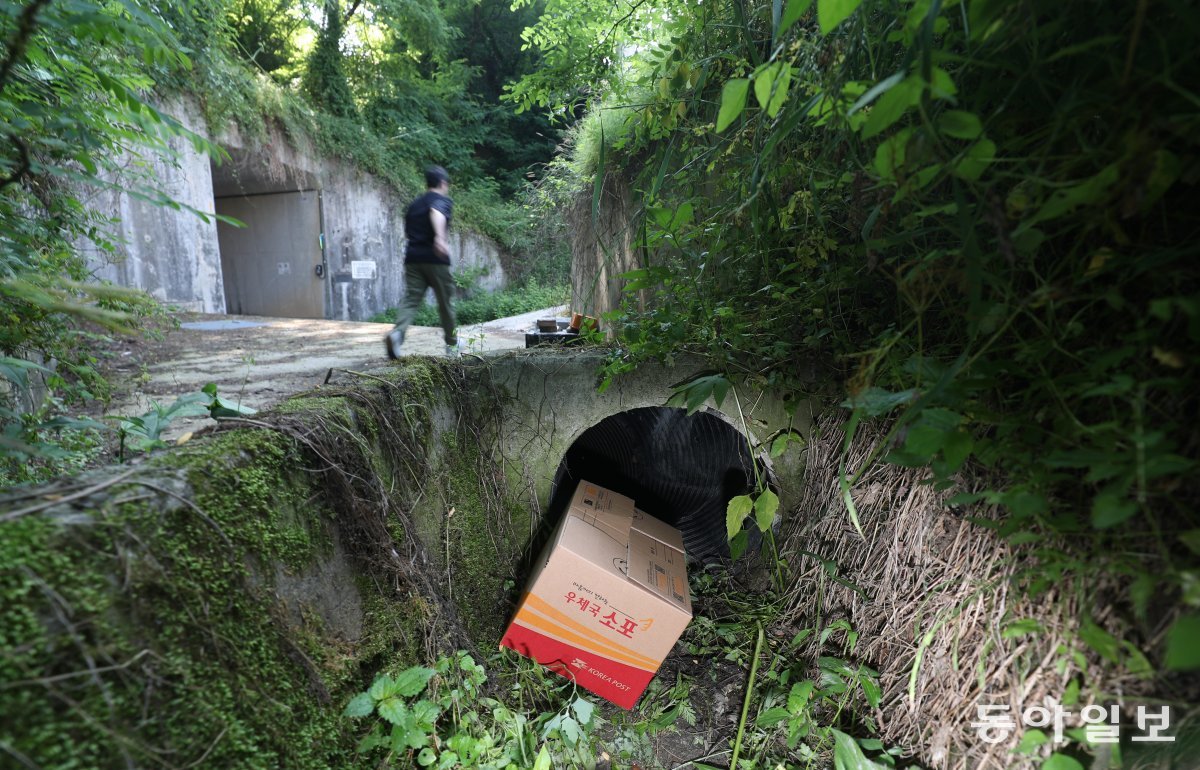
[0,0,568,484]
[345,653,600,769]
[0,0,209,482]
[513,0,1200,755]
[206,0,558,199]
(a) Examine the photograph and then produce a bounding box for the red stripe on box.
[501,622,653,709]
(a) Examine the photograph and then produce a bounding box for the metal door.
[215,191,325,318]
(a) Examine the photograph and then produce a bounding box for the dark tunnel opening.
[547,406,775,563]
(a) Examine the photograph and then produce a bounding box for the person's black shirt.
[404,191,453,264]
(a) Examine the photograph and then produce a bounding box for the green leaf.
[369,674,395,700]
[1122,640,1154,679]
[873,128,912,182]
[1091,492,1137,529]
[849,71,906,116]
[767,65,793,118]
[1004,490,1049,519]
[831,728,888,770]
[671,374,732,414]
[902,423,944,458]
[1025,163,1120,227]
[394,666,437,697]
[1130,573,1155,622]
[954,139,996,181]
[758,707,791,727]
[861,676,881,708]
[344,692,376,718]
[446,734,477,760]
[378,697,408,726]
[787,681,813,712]
[862,76,919,138]
[729,530,750,560]
[726,495,754,540]
[209,396,257,419]
[571,697,595,726]
[1043,754,1085,770]
[1165,614,1200,670]
[1079,618,1119,663]
[1016,729,1048,754]
[1001,619,1043,639]
[818,0,865,34]
[937,110,983,139]
[410,699,441,732]
[779,0,813,36]
[754,489,780,531]
[356,725,386,754]
[942,430,972,471]
[754,63,777,111]
[842,387,918,416]
[417,747,438,766]
[928,67,958,98]
[716,78,750,132]
[533,744,552,770]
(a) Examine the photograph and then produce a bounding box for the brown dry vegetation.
[779,414,1197,769]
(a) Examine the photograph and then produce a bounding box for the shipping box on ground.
[500,480,692,709]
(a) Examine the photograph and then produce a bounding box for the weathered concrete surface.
[85,93,507,321]
[99,313,817,642]
[273,527,364,644]
[569,172,640,324]
[463,349,813,533]
[83,97,226,313]
[2,341,824,767]
[103,306,566,440]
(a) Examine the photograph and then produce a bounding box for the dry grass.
[777,413,1176,769]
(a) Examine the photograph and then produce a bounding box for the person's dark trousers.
[393,261,457,346]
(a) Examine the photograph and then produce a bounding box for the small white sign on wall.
[350,260,377,280]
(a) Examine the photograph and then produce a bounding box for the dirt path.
[100,306,566,440]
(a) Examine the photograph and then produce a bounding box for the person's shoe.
[444,343,461,358]
[385,329,404,360]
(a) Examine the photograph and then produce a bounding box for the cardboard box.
[500,480,692,709]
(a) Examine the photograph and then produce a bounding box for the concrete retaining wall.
[81,97,227,313]
[85,94,506,320]
[569,172,641,323]
[474,349,810,521]
[0,349,819,767]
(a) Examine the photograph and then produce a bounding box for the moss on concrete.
[0,431,369,767]
[3,351,732,768]
[0,369,450,769]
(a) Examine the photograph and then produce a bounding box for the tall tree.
[303,0,356,117]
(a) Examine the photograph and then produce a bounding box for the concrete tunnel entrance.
[546,406,776,562]
[210,149,328,319]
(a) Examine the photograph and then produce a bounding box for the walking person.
[386,165,459,358]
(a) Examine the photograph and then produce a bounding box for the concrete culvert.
[546,406,777,562]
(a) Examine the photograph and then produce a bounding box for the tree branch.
[0,0,54,96]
